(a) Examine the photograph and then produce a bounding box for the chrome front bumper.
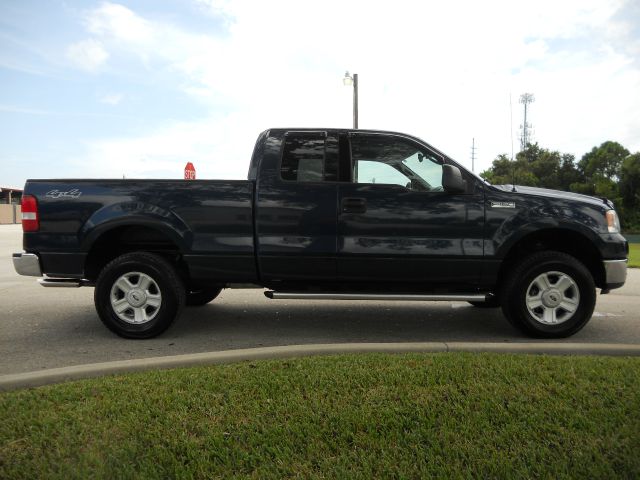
[603,259,627,287]
[12,252,42,277]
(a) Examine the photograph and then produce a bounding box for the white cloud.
[86,2,153,44]
[99,93,124,105]
[72,0,640,178]
[0,104,52,115]
[78,114,262,180]
[66,39,109,72]
[192,0,236,24]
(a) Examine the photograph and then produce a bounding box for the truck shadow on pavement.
[63,301,517,342]
[172,301,518,343]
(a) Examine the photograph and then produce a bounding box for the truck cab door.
[336,133,485,291]
[255,131,339,285]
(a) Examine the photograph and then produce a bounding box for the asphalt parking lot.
[1,224,639,375]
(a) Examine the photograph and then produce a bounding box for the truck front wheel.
[501,251,596,338]
[94,252,185,339]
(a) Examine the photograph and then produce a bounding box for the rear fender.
[79,201,191,252]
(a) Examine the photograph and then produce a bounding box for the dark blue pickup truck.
[13,129,628,338]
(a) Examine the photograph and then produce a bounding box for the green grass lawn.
[629,242,640,268]
[1,353,639,479]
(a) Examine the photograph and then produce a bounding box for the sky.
[1,0,639,189]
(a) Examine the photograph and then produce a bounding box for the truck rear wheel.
[186,287,223,306]
[501,251,596,338]
[94,252,185,339]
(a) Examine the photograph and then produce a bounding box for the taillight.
[21,195,39,232]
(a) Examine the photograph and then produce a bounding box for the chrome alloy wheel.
[525,271,580,325]
[109,272,162,324]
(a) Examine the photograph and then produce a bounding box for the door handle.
[341,197,367,214]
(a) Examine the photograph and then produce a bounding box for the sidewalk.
[2,342,640,391]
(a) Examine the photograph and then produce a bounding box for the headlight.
[606,210,620,233]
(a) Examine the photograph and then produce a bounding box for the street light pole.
[343,71,358,129]
[352,73,358,129]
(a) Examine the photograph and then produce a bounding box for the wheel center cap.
[127,289,147,308]
[542,290,562,308]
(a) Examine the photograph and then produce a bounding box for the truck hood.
[492,185,612,209]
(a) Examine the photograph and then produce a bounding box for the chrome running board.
[38,278,84,288]
[264,292,489,302]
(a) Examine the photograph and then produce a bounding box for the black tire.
[186,287,223,306]
[501,251,596,338]
[94,252,185,339]
[468,297,500,308]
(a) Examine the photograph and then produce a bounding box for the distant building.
[0,187,22,205]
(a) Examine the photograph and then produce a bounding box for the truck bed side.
[22,179,257,283]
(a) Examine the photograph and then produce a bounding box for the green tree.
[620,153,640,208]
[619,153,640,229]
[572,142,628,195]
[481,144,579,191]
[480,154,515,185]
[527,147,563,189]
[571,141,628,223]
[578,141,629,182]
[558,154,581,191]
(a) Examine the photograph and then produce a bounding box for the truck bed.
[22,179,257,281]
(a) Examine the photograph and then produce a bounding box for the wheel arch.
[83,223,189,282]
[496,228,605,291]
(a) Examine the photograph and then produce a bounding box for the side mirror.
[442,164,466,193]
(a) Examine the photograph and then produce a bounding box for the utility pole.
[519,93,535,151]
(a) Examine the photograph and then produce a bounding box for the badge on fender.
[490,201,515,208]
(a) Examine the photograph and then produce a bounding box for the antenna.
[510,93,516,191]
[519,93,535,151]
[470,138,476,173]
[509,93,514,161]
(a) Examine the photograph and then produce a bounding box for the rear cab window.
[280,132,338,182]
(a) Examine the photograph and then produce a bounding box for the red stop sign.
[184,162,196,180]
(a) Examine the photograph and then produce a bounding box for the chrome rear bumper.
[12,252,42,277]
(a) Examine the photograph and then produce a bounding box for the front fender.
[491,219,602,260]
[486,197,605,259]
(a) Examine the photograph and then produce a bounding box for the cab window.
[351,135,444,192]
[280,133,338,182]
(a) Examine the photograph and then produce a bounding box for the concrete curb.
[2,342,640,392]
